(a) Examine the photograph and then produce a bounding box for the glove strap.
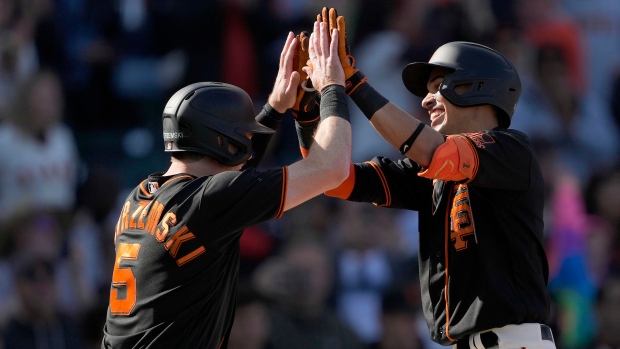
[345,70,367,95]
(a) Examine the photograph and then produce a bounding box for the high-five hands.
[291,31,320,123]
[316,7,366,95]
[267,32,300,113]
[302,20,345,93]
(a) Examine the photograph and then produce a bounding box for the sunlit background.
[0,0,618,348]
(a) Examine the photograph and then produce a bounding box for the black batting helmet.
[162,82,274,166]
[402,41,521,127]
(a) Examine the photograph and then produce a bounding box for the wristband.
[320,85,350,122]
[345,70,367,95]
[256,103,285,129]
[399,123,425,155]
[349,81,389,120]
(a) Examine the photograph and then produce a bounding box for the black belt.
[456,324,554,349]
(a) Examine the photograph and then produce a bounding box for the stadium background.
[0,0,619,348]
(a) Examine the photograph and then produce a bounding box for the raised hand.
[303,21,345,94]
[317,7,366,95]
[268,32,301,113]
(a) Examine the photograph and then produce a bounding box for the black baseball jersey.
[338,128,550,345]
[102,167,287,348]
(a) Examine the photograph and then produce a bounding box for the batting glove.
[317,7,367,95]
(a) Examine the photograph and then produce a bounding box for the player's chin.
[432,122,447,135]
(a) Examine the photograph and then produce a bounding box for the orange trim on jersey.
[418,135,478,182]
[300,146,309,159]
[162,175,194,187]
[444,185,457,343]
[216,336,226,349]
[324,163,355,199]
[367,161,391,206]
[276,167,288,218]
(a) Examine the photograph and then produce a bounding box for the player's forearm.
[284,86,352,211]
[309,117,351,179]
[300,85,351,187]
[285,117,351,209]
[370,103,444,168]
[348,79,444,168]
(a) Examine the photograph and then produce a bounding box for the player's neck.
[163,157,241,177]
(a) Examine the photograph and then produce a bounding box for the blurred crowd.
[0,0,618,348]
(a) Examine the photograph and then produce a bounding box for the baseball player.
[295,8,556,349]
[102,22,351,348]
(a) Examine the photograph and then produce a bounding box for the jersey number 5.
[110,243,141,315]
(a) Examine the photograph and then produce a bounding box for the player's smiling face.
[422,67,473,135]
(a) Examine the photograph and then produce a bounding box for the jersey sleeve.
[326,156,432,211]
[419,130,536,191]
[198,167,286,232]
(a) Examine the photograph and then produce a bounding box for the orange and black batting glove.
[292,31,319,123]
[291,31,319,158]
[317,7,367,96]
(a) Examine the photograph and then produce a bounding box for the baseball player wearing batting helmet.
[295,8,555,349]
[102,23,352,349]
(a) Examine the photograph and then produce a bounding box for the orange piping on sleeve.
[276,166,288,218]
[366,161,391,206]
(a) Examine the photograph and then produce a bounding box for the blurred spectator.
[511,44,620,184]
[254,238,365,349]
[277,195,340,246]
[512,0,620,184]
[58,165,123,319]
[332,203,395,347]
[612,72,620,130]
[0,69,79,226]
[585,215,615,289]
[229,281,272,349]
[0,0,40,121]
[378,287,423,349]
[546,174,598,349]
[111,0,186,102]
[0,254,87,349]
[588,272,620,349]
[346,0,421,163]
[561,0,620,100]
[584,164,620,269]
[0,211,64,328]
[239,224,277,280]
[0,210,88,348]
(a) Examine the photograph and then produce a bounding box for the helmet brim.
[402,62,446,97]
